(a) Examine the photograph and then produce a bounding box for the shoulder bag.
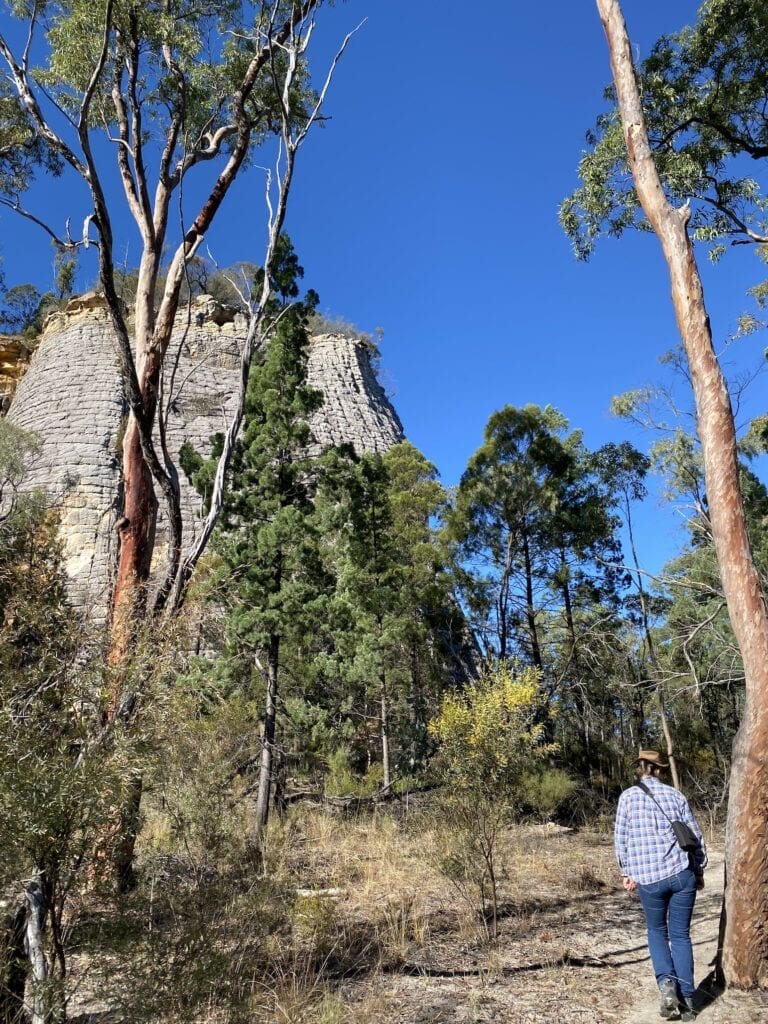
[635,781,699,852]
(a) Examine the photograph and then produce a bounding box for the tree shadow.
[691,970,725,1015]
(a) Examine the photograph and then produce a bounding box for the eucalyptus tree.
[448,405,574,667]
[561,0,768,264]
[447,404,622,762]
[577,0,768,987]
[0,0,356,672]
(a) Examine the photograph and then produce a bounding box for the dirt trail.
[66,827,768,1023]
[336,841,768,1023]
[623,851,767,1024]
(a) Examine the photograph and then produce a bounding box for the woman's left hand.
[622,875,637,892]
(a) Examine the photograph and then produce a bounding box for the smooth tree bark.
[594,0,768,987]
[23,880,47,1024]
[253,636,280,842]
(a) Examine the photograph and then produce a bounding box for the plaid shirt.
[614,776,707,885]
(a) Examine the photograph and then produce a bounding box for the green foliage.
[561,0,768,261]
[0,419,41,519]
[312,441,461,781]
[429,663,553,793]
[210,252,324,661]
[33,0,299,143]
[53,247,76,300]
[0,0,325,395]
[0,282,43,335]
[447,403,621,668]
[143,689,258,866]
[0,442,142,1019]
[0,75,61,200]
[324,747,384,798]
[604,353,768,792]
[520,769,577,823]
[445,405,628,778]
[429,663,554,937]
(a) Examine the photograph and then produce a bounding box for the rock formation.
[7,294,404,618]
[0,335,33,412]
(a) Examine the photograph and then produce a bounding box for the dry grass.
[68,805,768,1024]
[249,807,623,1022]
[67,804,639,1023]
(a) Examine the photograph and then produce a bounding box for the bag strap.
[635,780,676,826]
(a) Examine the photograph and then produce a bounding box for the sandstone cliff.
[0,335,33,412]
[7,294,404,618]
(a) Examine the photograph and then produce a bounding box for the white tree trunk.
[23,879,47,1024]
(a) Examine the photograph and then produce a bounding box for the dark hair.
[634,760,662,779]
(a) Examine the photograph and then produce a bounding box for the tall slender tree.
[581,0,768,987]
[448,405,620,689]
[596,442,682,790]
[183,238,324,845]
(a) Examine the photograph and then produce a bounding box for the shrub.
[428,663,555,938]
[521,768,577,822]
[324,748,384,799]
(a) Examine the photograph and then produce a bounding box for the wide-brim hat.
[636,749,669,768]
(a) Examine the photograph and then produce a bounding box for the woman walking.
[614,750,707,1021]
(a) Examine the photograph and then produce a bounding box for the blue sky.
[2,0,766,573]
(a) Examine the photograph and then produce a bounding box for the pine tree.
[184,238,326,846]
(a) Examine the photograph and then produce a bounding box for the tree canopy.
[561,0,768,263]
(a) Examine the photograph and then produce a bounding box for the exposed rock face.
[7,295,404,618]
[0,335,33,412]
[306,334,403,457]
[9,305,124,616]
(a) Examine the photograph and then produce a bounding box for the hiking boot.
[680,997,697,1022]
[659,978,681,1019]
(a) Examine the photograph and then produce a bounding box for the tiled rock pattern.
[8,297,404,618]
[306,334,404,456]
[8,307,125,617]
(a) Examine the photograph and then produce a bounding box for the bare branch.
[124,10,155,238]
[0,197,80,250]
[293,21,365,150]
[110,63,144,226]
[698,193,768,245]
[681,601,728,697]
[163,14,359,612]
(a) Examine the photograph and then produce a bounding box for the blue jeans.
[637,867,697,999]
